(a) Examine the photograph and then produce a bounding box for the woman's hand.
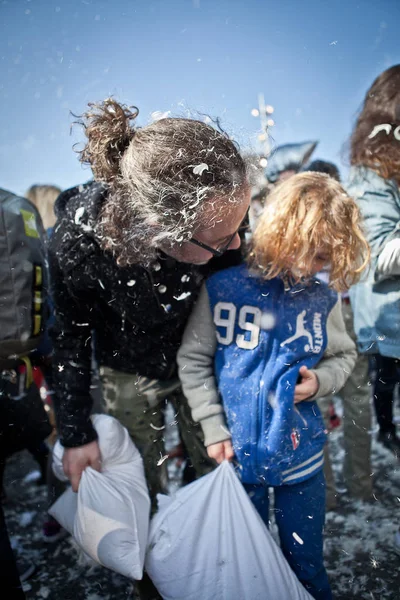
[207,440,235,464]
[62,440,102,492]
[294,366,319,403]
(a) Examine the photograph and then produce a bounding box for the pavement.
[2,405,399,600]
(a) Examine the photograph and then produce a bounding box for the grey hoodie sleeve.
[311,297,357,398]
[177,285,231,447]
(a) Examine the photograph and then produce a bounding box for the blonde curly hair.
[248,172,370,292]
[25,184,61,230]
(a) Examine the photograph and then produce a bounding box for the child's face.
[310,251,330,275]
[290,250,330,280]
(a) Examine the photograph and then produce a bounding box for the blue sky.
[1,0,399,195]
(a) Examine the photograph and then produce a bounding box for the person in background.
[249,141,318,232]
[25,185,61,235]
[0,368,48,596]
[25,183,61,380]
[305,159,341,181]
[24,183,61,380]
[178,172,369,600]
[347,64,400,460]
[1,185,60,497]
[265,140,318,183]
[0,186,53,595]
[25,184,66,543]
[306,160,373,508]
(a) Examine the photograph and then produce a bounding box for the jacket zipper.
[145,267,162,310]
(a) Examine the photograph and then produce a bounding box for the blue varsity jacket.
[206,264,338,486]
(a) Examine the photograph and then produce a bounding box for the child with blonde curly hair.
[177,172,370,600]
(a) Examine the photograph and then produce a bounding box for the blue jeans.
[243,470,332,600]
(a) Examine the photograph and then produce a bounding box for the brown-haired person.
[348,65,400,459]
[48,100,250,500]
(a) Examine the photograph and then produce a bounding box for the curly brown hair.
[77,99,248,265]
[248,172,370,292]
[350,65,400,184]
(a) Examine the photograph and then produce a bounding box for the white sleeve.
[376,236,400,280]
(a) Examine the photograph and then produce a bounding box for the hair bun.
[78,98,139,183]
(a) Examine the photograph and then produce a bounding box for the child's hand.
[207,440,235,464]
[294,366,319,403]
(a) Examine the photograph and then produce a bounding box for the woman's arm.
[49,246,97,449]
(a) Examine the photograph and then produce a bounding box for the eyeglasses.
[189,230,239,258]
[188,209,249,257]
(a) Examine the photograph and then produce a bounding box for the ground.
[3,401,399,600]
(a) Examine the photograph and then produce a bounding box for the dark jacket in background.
[49,182,242,447]
[265,141,318,183]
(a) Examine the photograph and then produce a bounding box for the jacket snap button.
[158,285,167,294]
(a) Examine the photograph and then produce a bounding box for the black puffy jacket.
[49,182,241,447]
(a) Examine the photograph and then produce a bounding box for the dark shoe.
[377,431,400,459]
[182,460,197,485]
[136,572,162,600]
[42,516,67,543]
[1,487,9,504]
[17,559,36,582]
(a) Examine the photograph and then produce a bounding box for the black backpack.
[0,188,48,370]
